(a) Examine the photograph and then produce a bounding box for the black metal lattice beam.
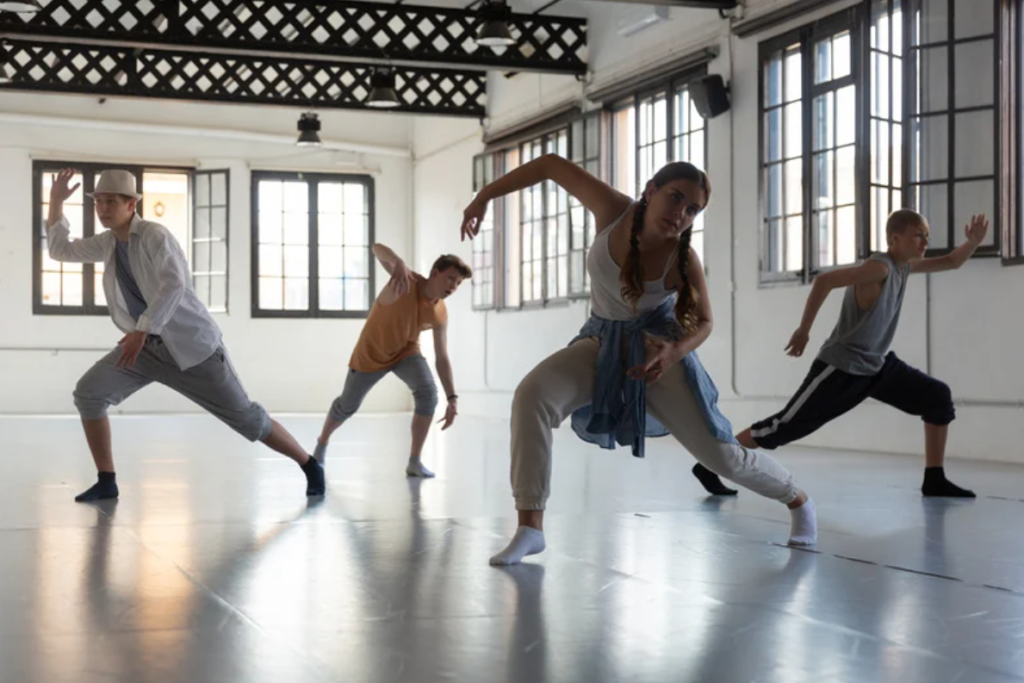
[0,0,587,74]
[0,39,487,117]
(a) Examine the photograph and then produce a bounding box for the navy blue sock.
[301,457,325,496]
[692,463,738,496]
[922,467,975,498]
[75,471,119,502]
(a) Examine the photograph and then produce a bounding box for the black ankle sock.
[922,466,975,498]
[302,457,325,496]
[75,472,119,503]
[692,463,738,496]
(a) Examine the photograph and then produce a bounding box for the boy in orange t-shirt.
[314,244,471,477]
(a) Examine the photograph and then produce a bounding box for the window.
[868,0,905,252]
[33,162,192,315]
[610,76,710,263]
[471,154,497,309]
[519,130,570,303]
[192,170,229,313]
[759,10,860,283]
[569,112,601,294]
[905,0,998,254]
[251,172,374,318]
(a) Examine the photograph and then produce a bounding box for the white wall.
[0,92,417,415]
[412,0,1024,465]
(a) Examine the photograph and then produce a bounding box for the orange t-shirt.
[349,275,448,373]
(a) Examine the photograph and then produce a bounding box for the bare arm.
[910,214,989,274]
[462,154,632,241]
[372,242,415,302]
[673,247,714,358]
[784,260,890,356]
[46,169,107,263]
[433,323,458,430]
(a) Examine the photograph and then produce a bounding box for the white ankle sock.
[489,526,546,566]
[405,459,435,478]
[788,497,818,546]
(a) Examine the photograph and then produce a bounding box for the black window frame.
[608,65,711,267]
[250,170,375,319]
[568,110,602,298]
[904,0,1001,258]
[758,7,863,286]
[192,169,230,314]
[32,160,194,316]
[471,152,501,310]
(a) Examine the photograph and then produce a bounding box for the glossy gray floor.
[2,413,1024,683]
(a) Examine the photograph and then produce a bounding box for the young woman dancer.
[460,156,817,565]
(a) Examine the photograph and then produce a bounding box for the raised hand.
[964,214,989,246]
[785,327,810,357]
[387,259,416,297]
[461,196,489,242]
[49,168,81,204]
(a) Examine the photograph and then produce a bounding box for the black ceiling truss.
[0,0,588,74]
[0,38,487,117]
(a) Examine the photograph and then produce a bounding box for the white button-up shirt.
[47,214,222,370]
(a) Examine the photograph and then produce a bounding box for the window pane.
[194,241,211,272]
[817,210,834,267]
[871,0,890,51]
[585,117,599,158]
[954,110,994,177]
[837,146,856,205]
[814,151,835,210]
[319,278,343,310]
[952,179,995,247]
[344,247,369,278]
[872,120,891,185]
[344,213,368,246]
[210,275,226,311]
[62,273,82,306]
[784,47,801,102]
[909,115,949,181]
[345,278,368,310]
[767,218,783,271]
[211,207,227,239]
[259,245,283,277]
[815,37,832,84]
[690,229,704,264]
[343,183,366,214]
[766,109,783,162]
[813,93,834,151]
[143,172,190,255]
[953,0,993,39]
[690,130,705,167]
[872,52,890,120]
[211,172,227,206]
[785,159,803,215]
[912,0,948,45]
[211,241,227,273]
[319,183,343,214]
[42,272,62,306]
[195,174,210,206]
[571,120,584,161]
[784,102,802,158]
[284,181,308,212]
[259,210,282,243]
[913,47,948,114]
[833,31,851,79]
[914,184,949,248]
[837,88,855,152]
[259,181,282,214]
[765,54,783,107]
[872,187,891,251]
[953,40,994,108]
[836,205,857,264]
[785,216,803,271]
[284,245,309,277]
[767,164,783,218]
[284,212,308,245]
[284,278,309,310]
[319,247,343,278]
[892,55,903,119]
[259,277,283,309]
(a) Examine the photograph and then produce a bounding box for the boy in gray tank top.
[694,210,989,498]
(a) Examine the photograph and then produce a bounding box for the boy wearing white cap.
[46,168,325,502]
